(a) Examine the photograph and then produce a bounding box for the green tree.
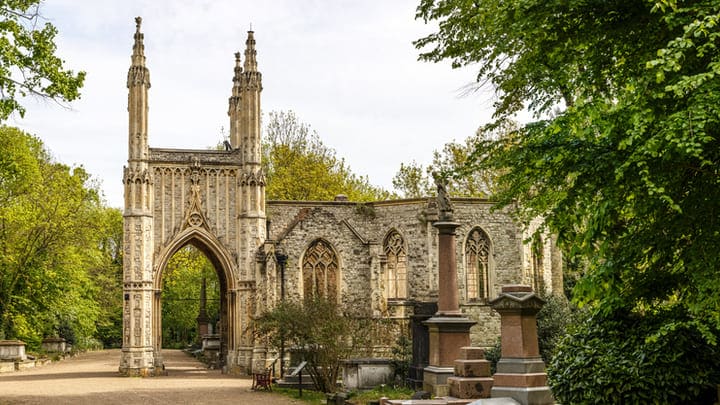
[392,161,432,198]
[255,296,384,393]
[263,110,392,202]
[0,126,116,348]
[161,245,219,347]
[0,1,85,120]
[417,0,720,401]
[392,122,513,198]
[91,207,124,348]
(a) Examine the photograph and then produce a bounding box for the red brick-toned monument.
[422,175,476,396]
[490,285,553,404]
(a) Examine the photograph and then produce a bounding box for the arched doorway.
[152,229,237,371]
[160,244,222,367]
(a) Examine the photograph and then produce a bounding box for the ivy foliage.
[417,0,720,401]
[0,1,85,120]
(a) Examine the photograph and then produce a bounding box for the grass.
[270,387,327,404]
[271,385,416,405]
[346,385,415,404]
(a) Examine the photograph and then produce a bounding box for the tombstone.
[448,346,494,399]
[342,358,394,390]
[41,337,67,353]
[408,301,437,389]
[489,285,553,405]
[0,340,26,361]
[196,277,210,340]
[201,334,221,368]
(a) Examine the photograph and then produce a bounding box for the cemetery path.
[0,349,300,405]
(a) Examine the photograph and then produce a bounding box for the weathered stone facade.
[263,199,562,349]
[120,19,562,376]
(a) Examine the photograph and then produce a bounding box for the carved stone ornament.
[182,160,210,230]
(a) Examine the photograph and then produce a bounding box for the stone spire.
[131,18,146,69]
[243,30,258,72]
[238,30,262,164]
[228,52,242,148]
[126,16,150,166]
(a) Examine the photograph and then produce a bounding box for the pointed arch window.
[384,230,408,299]
[302,239,338,302]
[466,227,491,301]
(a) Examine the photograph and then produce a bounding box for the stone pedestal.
[448,347,493,399]
[489,285,553,405]
[423,220,476,397]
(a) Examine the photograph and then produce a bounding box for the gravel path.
[0,349,301,404]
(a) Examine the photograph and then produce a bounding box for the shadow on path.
[0,349,297,405]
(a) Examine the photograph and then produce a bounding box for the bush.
[390,334,412,386]
[536,294,578,362]
[548,308,720,404]
[255,296,385,393]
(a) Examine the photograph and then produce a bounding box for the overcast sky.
[11,0,495,208]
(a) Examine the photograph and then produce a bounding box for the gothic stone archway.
[119,18,266,376]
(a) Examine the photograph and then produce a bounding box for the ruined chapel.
[119,18,563,376]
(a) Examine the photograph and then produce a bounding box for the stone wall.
[265,197,561,347]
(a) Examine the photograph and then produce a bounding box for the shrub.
[536,294,579,362]
[390,334,412,386]
[548,308,720,404]
[255,296,384,393]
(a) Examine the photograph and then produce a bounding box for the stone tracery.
[383,230,408,300]
[302,239,338,302]
[465,227,491,301]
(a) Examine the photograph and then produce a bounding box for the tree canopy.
[0,1,85,120]
[263,110,393,202]
[0,126,121,349]
[392,121,515,198]
[417,0,720,401]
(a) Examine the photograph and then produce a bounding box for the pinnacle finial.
[128,16,149,88]
[243,30,257,72]
[131,16,146,65]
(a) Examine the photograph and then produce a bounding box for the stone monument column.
[490,285,554,405]
[197,277,210,339]
[422,174,476,396]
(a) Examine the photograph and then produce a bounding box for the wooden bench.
[252,368,272,391]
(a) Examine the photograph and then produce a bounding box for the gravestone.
[0,340,26,361]
[342,358,394,390]
[41,337,67,353]
[489,285,553,405]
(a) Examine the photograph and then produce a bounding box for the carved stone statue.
[433,171,453,221]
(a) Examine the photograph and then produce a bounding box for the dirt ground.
[0,349,301,404]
